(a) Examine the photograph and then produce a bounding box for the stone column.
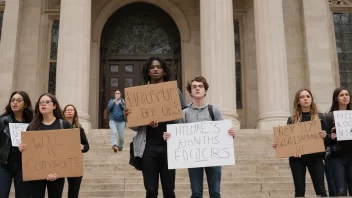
[302,0,335,112]
[200,0,240,129]
[253,0,291,130]
[56,0,91,132]
[89,41,100,129]
[0,0,22,107]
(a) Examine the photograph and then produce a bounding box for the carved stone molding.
[329,0,352,7]
[48,0,60,9]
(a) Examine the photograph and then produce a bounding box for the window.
[333,13,352,90]
[48,19,60,94]
[234,19,243,109]
[108,15,175,56]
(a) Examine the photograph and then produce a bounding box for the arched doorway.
[99,3,182,128]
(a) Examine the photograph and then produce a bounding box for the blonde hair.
[63,104,81,128]
[291,89,319,124]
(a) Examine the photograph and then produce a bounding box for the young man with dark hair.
[164,76,237,198]
[124,57,186,198]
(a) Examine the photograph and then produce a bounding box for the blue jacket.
[107,98,125,122]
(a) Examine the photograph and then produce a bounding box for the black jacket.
[325,111,352,153]
[79,127,89,153]
[0,114,15,164]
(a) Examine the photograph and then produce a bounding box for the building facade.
[0,0,350,132]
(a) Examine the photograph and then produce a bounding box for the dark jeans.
[67,177,83,198]
[0,164,26,198]
[141,145,175,198]
[324,159,336,196]
[26,178,65,198]
[188,166,221,198]
[289,155,327,197]
[330,154,352,196]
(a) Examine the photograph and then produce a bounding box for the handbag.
[129,141,142,171]
[325,146,331,160]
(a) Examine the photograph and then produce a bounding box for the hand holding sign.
[22,128,83,181]
[124,81,182,127]
[9,123,29,147]
[333,110,352,141]
[47,173,58,181]
[167,120,235,169]
[273,120,325,158]
[19,143,26,152]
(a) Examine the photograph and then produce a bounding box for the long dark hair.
[329,87,352,112]
[31,93,64,130]
[141,57,172,84]
[63,104,81,128]
[0,91,33,122]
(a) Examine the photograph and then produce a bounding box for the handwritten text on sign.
[167,120,235,169]
[125,81,182,127]
[333,110,352,141]
[22,129,83,181]
[9,123,29,147]
[273,120,325,158]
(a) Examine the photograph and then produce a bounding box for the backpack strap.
[59,119,64,129]
[208,104,215,121]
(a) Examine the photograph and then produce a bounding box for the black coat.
[79,127,89,153]
[0,114,14,164]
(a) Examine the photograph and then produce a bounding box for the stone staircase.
[10,128,324,197]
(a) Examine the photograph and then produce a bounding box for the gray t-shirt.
[181,103,224,123]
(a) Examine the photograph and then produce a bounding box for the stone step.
[77,176,301,184]
[9,129,322,197]
[82,163,290,170]
[78,175,316,183]
[82,159,288,164]
[9,189,318,197]
[82,171,303,178]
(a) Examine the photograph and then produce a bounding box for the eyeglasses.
[39,100,53,105]
[11,98,23,103]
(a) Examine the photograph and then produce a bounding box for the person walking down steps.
[107,90,126,152]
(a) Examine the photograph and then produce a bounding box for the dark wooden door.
[100,60,144,128]
[99,59,181,128]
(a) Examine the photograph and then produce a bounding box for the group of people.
[272,87,352,197]
[0,92,89,198]
[1,55,351,198]
[107,57,237,198]
[107,57,352,198]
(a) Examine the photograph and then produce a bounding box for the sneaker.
[112,145,119,153]
[118,147,123,151]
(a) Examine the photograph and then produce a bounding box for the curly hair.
[186,76,209,95]
[291,88,319,124]
[141,57,172,84]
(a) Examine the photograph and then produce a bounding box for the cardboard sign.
[22,128,83,181]
[9,123,29,147]
[333,110,352,141]
[273,120,325,158]
[125,81,182,127]
[167,120,235,169]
